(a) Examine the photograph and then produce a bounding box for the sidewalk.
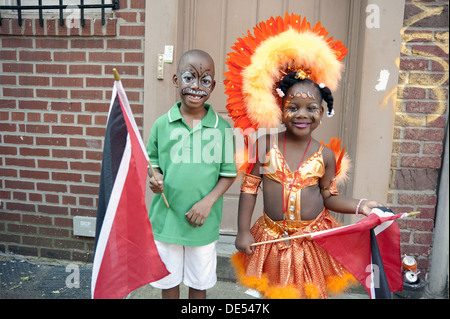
[0,235,371,299]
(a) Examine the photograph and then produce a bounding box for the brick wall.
[389,0,448,274]
[0,0,146,261]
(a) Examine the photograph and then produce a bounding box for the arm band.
[240,173,262,194]
[320,178,339,195]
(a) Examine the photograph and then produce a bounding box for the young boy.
[146,50,237,299]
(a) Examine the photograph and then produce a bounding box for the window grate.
[0,0,120,27]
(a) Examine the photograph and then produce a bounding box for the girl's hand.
[359,200,385,217]
[235,230,255,255]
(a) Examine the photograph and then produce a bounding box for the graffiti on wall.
[382,0,449,126]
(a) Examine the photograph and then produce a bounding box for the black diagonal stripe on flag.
[91,80,169,299]
[369,227,392,299]
[95,95,127,249]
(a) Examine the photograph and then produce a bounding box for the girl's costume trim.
[226,13,355,298]
[231,209,358,299]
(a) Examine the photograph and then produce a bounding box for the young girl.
[224,14,383,298]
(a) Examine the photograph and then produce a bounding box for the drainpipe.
[424,122,449,298]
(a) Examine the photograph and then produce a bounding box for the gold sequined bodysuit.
[263,143,325,222]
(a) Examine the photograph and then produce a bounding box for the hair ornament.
[276,88,285,98]
[327,109,335,118]
[295,70,308,80]
[319,83,326,89]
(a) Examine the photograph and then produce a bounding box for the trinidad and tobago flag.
[91,77,169,299]
[311,207,404,299]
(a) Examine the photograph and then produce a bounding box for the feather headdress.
[224,13,348,131]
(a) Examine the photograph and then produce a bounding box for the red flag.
[91,80,169,299]
[311,207,403,298]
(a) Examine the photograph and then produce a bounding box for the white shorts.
[150,240,217,290]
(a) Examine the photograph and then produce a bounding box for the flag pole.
[250,211,420,247]
[112,68,170,209]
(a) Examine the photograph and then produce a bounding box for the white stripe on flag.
[115,81,149,162]
[91,134,131,298]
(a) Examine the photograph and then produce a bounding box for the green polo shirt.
[147,102,237,246]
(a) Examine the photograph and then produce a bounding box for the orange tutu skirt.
[231,208,358,299]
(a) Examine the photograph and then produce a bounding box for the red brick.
[2,38,33,48]
[38,160,68,170]
[35,38,68,49]
[0,146,18,156]
[107,39,141,50]
[69,64,102,75]
[37,205,69,216]
[36,64,67,74]
[4,135,34,145]
[19,147,50,157]
[120,25,145,37]
[19,76,50,86]
[70,138,102,149]
[23,124,50,134]
[52,125,83,135]
[3,88,34,98]
[3,62,34,74]
[36,183,67,193]
[51,101,82,112]
[52,149,84,159]
[89,51,122,62]
[0,75,16,85]
[5,158,35,168]
[70,161,101,172]
[124,52,144,63]
[70,90,103,100]
[70,39,104,49]
[61,114,75,124]
[28,193,43,202]
[401,155,442,168]
[0,123,17,132]
[398,193,437,206]
[53,51,87,62]
[423,142,443,155]
[18,100,48,110]
[51,77,84,88]
[19,51,52,62]
[6,201,36,213]
[52,172,82,182]
[70,185,99,195]
[115,12,137,23]
[20,170,50,180]
[36,137,67,147]
[8,223,37,234]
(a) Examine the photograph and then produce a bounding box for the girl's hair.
[278,72,334,117]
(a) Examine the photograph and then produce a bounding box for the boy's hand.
[235,230,255,255]
[148,171,164,193]
[185,199,212,228]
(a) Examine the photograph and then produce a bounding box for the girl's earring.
[280,123,286,129]
[320,120,323,125]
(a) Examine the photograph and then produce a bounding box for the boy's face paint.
[173,54,216,110]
